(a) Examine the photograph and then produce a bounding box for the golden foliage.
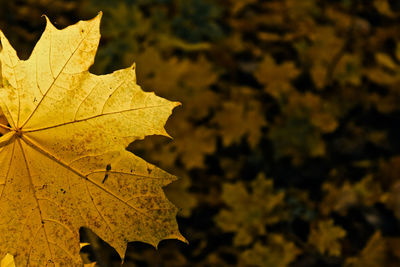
[1,0,400,265]
[255,55,299,99]
[0,14,184,266]
[308,219,346,256]
[215,173,286,246]
[212,87,267,148]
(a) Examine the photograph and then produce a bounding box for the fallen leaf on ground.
[308,219,346,256]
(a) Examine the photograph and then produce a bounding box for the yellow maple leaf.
[213,98,266,148]
[0,13,185,266]
[255,55,299,100]
[308,219,346,257]
[215,173,286,246]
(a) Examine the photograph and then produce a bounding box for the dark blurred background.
[1,0,400,266]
